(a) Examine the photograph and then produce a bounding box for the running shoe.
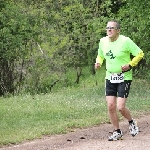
[129,119,139,137]
[108,131,123,141]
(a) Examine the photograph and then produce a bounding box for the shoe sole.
[108,136,123,141]
[131,132,138,137]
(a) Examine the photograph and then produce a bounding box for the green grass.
[0,68,150,147]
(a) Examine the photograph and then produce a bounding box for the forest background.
[0,0,150,96]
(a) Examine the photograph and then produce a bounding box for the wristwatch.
[129,64,132,70]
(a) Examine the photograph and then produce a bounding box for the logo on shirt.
[106,50,116,59]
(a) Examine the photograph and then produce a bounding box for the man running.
[95,20,144,141]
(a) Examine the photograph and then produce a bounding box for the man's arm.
[95,55,104,69]
[129,50,144,67]
[121,50,144,72]
[95,39,105,69]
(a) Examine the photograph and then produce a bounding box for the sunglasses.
[106,26,118,30]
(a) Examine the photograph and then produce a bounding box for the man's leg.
[117,97,132,121]
[106,96,119,130]
[117,97,139,136]
[117,80,139,137]
[106,96,123,141]
[117,81,132,121]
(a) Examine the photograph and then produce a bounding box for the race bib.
[110,73,124,83]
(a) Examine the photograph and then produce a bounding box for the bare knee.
[108,103,116,113]
[106,96,117,113]
[118,106,125,113]
[117,97,127,114]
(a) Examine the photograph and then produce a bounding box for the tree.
[117,0,150,78]
[0,2,40,95]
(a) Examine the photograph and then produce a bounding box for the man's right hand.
[95,63,101,69]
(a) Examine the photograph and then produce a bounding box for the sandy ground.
[0,114,150,150]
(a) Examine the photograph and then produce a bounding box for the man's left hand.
[121,64,131,72]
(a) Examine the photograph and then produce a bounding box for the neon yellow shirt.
[97,35,142,80]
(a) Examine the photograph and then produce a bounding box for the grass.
[0,87,107,146]
[0,68,150,147]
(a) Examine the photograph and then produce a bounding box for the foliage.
[0,0,149,95]
[0,2,33,95]
[117,0,150,78]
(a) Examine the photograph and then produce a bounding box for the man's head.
[106,20,120,41]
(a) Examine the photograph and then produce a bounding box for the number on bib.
[110,73,124,83]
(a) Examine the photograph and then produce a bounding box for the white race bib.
[110,73,124,83]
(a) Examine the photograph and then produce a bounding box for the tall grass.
[0,67,150,147]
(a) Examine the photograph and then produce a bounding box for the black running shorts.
[105,79,132,98]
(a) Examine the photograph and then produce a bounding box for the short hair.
[108,20,120,29]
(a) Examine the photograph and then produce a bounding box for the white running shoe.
[108,131,123,141]
[129,119,139,137]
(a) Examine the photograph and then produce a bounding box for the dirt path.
[1,114,150,150]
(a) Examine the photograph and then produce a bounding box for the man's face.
[106,22,120,39]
